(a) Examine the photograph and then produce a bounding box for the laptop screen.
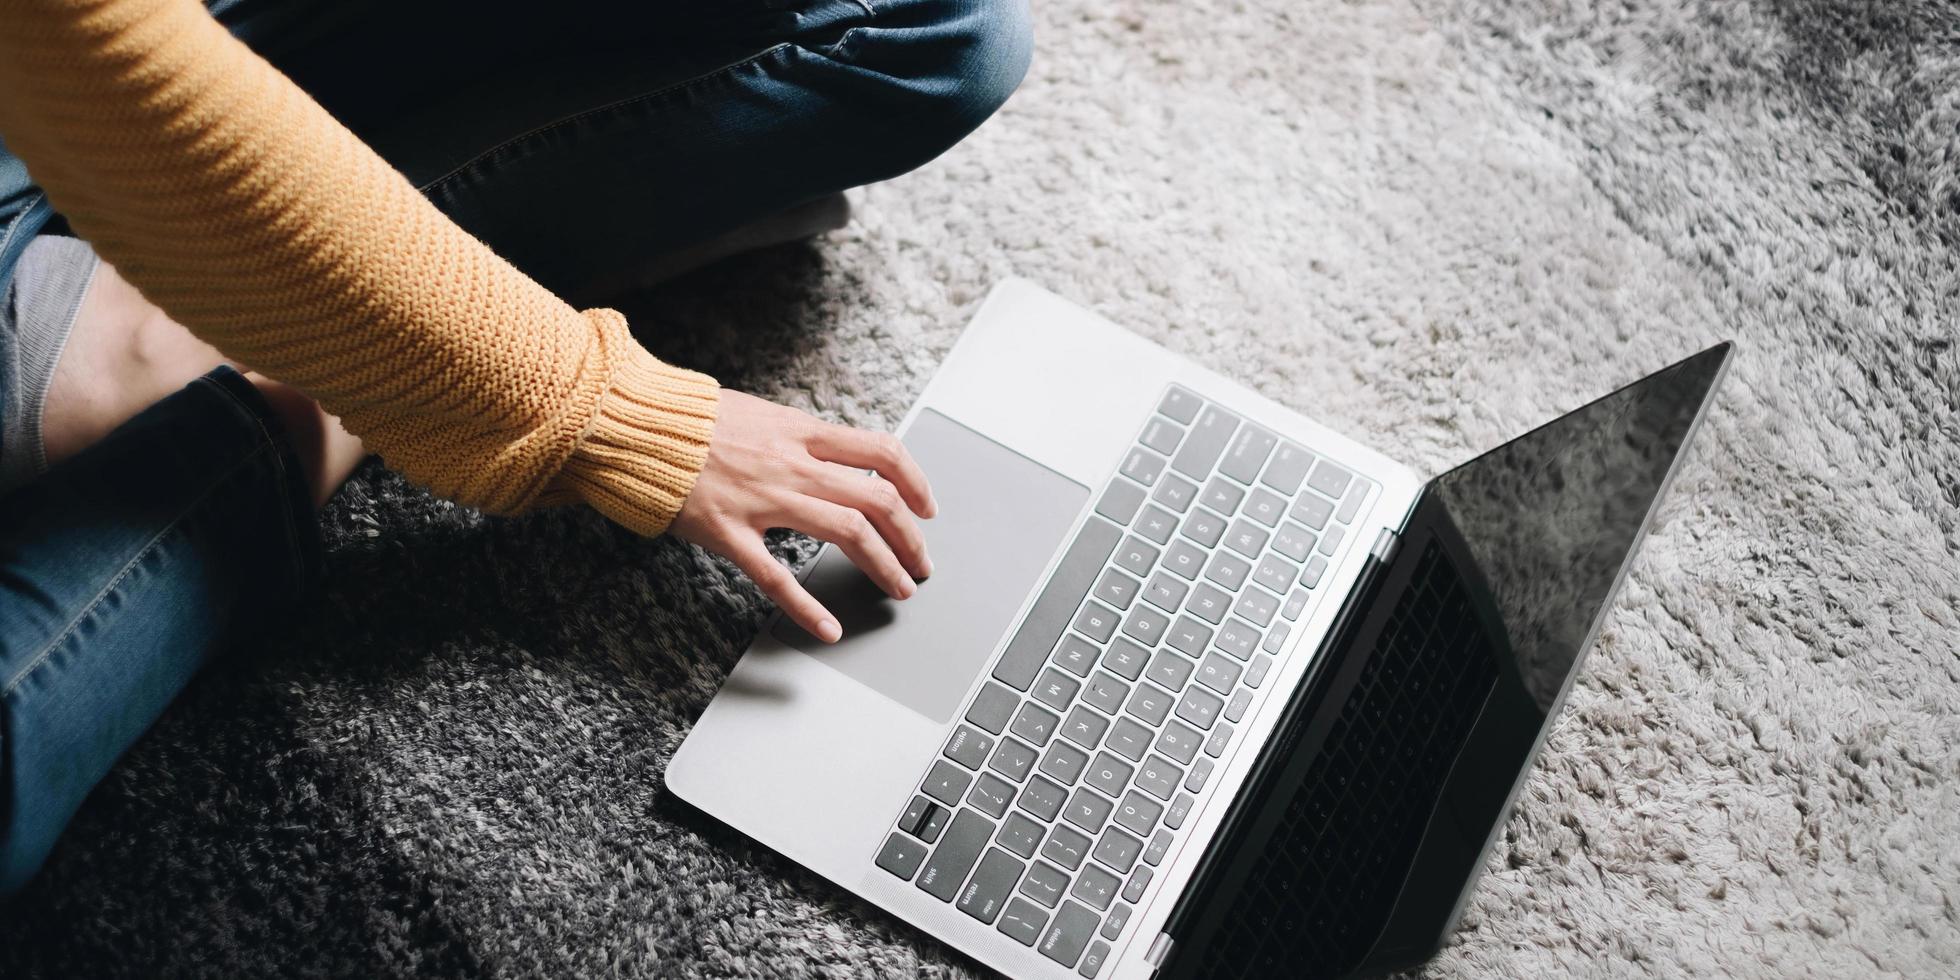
[1430,342,1731,716]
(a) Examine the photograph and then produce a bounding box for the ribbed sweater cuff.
[558,313,720,536]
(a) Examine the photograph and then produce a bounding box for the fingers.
[724,534,841,643]
[804,460,932,580]
[779,496,919,603]
[805,423,937,519]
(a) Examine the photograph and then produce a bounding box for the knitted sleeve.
[0,0,719,535]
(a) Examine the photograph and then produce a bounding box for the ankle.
[243,372,365,508]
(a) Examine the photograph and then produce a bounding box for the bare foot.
[42,259,365,506]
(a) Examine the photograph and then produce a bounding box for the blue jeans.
[0,0,1030,896]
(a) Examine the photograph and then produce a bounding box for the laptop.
[667,279,1731,979]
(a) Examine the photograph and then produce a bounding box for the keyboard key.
[1091,568,1140,611]
[998,811,1046,858]
[1113,535,1159,577]
[1204,723,1233,758]
[1253,554,1295,594]
[1122,866,1154,903]
[1271,522,1316,562]
[969,772,1016,818]
[957,848,1027,925]
[1317,524,1347,557]
[1011,702,1060,746]
[921,805,951,842]
[1157,386,1201,425]
[1132,504,1177,545]
[990,737,1037,782]
[1281,588,1309,621]
[1042,824,1092,870]
[1100,638,1148,681]
[945,725,996,770]
[1165,794,1194,830]
[966,682,1019,735]
[1219,425,1276,484]
[899,795,934,836]
[1204,552,1251,591]
[1035,668,1083,711]
[1157,722,1203,764]
[1243,487,1288,528]
[1073,602,1120,643]
[1038,901,1100,969]
[1151,472,1199,514]
[1245,654,1274,689]
[1020,775,1068,822]
[917,809,993,901]
[1142,829,1172,866]
[1234,586,1279,627]
[877,832,928,880]
[1080,940,1111,978]
[1141,571,1190,612]
[1200,477,1245,515]
[1224,519,1270,560]
[1225,689,1252,723]
[1290,493,1333,531]
[1050,638,1099,680]
[996,518,1123,690]
[1120,448,1166,487]
[1139,417,1184,455]
[1171,405,1239,479]
[1083,672,1129,714]
[1064,788,1115,834]
[1184,757,1215,793]
[1119,604,1168,646]
[1337,484,1367,524]
[1094,479,1146,525]
[1180,509,1226,548]
[1147,650,1195,690]
[1261,622,1290,654]
[1215,618,1258,660]
[1072,863,1121,911]
[1021,859,1069,907]
[1085,751,1135,798]
[1161,539,1206,580]
[1261,442,1314,494]
[1184,583,1231,624]
[998,896,1049,946]
[1306,459,1353,499]
[1061,706,1111,751]
[1040,741,1090,785]
[1104,717,1153,762]
[1093,827,1143,874]
[1176,686,1223,733]
[1118,792,1166,837]
[923,760,973,805]
[1125,682,1175,726]
[1135,755,1179,800]
[1166,616,1212,657]
[1100,903,1133,940]
[1301,555,1329,589]
[1195,653,1241,694]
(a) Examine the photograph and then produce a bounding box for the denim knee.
[839,0,1033,178]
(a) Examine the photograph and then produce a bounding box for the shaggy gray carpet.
[3,0,1955,976]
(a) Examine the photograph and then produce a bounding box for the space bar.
[992,516,1123,690]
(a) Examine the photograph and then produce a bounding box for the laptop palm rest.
[772,409,1085,724]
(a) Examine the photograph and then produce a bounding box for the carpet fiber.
[3,0,1956,976]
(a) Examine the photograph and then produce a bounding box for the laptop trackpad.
[772,409,1088,724]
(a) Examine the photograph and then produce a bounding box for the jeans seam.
[417,42,798,195]
[200,373,311,596]
[0,440,273,698]
[0,193,45,269]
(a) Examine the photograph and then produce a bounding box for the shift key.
[917,809,994,902]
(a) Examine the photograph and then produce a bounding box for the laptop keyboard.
[872,385,1376,976]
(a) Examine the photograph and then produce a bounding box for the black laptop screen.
[1430,343,1730,715]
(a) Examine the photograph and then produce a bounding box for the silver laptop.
[667,279,1730,979]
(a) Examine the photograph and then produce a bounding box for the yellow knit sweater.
[0,0,720,535]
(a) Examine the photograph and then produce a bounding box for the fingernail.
[818,618,842,643]
[920,557,934,579]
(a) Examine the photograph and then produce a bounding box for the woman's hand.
[671,391,937,643]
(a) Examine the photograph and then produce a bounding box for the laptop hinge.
[1370,527,1400,565]
[1145,933,1175,970]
